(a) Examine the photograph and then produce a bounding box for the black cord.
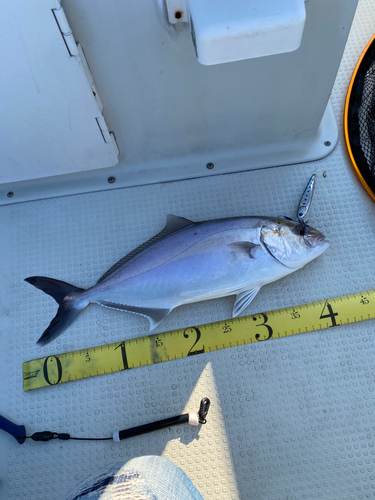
[25,431,112,442]
[68,436,112,441]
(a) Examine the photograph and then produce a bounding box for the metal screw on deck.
[7,192,14,198]
[206,162,214,170]
[324,141,331,147]
[107,176,116,184]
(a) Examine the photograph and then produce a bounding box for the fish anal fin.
[228,242,261,258]
[233,286,261,317]
[96,301,172,330]
[96,215,194,284]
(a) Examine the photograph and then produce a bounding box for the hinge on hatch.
[96,117,112,144]
[96,117,119,151]
[52,6,79,56]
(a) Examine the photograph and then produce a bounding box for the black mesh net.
[358,60,375,174]
[347,37,375,196]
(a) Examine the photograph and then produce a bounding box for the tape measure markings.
[23,289,375,391]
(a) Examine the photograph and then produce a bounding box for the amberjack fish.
[25,215,329,346]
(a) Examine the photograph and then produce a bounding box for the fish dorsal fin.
[96,300,171,330]
[233,286,261,317]
[163,214,195,233]
[96,215,194,284]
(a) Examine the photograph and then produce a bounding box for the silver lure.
[25,215,329,346]
[296,174,316,223]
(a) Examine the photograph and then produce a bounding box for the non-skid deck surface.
[1,1,375,498]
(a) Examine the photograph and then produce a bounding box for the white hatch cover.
[0,0,119,184]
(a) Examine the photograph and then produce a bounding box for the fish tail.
[25,276,86,347]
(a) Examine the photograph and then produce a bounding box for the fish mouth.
[306,236,328,247]
[304,230,328,247]
[317,234,329,244]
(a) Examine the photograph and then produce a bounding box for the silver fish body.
[25,215,329,346]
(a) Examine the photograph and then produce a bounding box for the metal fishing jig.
[296,174,316,224]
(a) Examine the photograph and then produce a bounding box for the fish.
[25,214,329,347]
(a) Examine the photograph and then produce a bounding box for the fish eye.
[295,225,306,236]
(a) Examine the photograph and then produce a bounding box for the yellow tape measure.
[23,290,375,391]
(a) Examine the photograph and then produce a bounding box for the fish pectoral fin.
[96,301,172,330]
[228,242,261,258]
[233,287,261,317]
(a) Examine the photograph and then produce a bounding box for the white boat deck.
[1,1,375,498]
